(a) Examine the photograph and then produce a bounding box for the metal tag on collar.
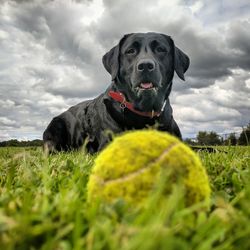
[120,94,126,109]
[120,102,126,109]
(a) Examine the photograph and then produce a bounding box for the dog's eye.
[156,47,167,53]
[126,48,136,55]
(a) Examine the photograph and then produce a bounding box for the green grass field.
[0,145,249,250]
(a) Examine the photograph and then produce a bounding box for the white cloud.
[0,117,17,126]
[189,1,204,14]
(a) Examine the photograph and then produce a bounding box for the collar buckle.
[120,103,126,109]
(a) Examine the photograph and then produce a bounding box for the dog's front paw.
[43,116,70,154]
[43,140,57,155]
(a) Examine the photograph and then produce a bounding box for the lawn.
[0,145,249,250]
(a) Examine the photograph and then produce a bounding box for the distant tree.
[197,131,208,145]
[238,124,250,145]
[184,138,197,146]
[197,131,222,145]
[30,139,43,146]
[224,133,237,146]
[0,141,7,147]
[209,131,222,145]
[7,139,19,147]
[0,139,43,147]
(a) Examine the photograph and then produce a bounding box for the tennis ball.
[87,130,210,206]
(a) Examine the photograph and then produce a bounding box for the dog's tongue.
[140,82,153,89]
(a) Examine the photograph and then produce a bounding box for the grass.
[0,145,250,250]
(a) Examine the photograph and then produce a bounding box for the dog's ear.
[102,34,132,81]
[173,44,190,81]
[163,35,190,81]
[102,44,120,80]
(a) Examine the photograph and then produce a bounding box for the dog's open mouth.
[135,82,158,91]
[140,82,153,89]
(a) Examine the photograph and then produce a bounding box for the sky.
[0,0,250,141]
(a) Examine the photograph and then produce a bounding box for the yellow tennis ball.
[87,130,210,206]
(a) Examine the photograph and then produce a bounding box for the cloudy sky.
[0,0,249,141]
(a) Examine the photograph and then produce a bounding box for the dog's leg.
[43,112,83,154]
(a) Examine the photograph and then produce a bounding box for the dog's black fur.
[43,32,190,154]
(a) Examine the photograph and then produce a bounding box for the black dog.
[43,32,190,154]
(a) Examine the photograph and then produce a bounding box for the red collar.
[108,90,166,118]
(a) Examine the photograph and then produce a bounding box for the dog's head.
[103,32,190,112]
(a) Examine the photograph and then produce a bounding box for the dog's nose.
[137,59,155,72]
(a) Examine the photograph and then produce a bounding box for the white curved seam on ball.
[96,142,180,185]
